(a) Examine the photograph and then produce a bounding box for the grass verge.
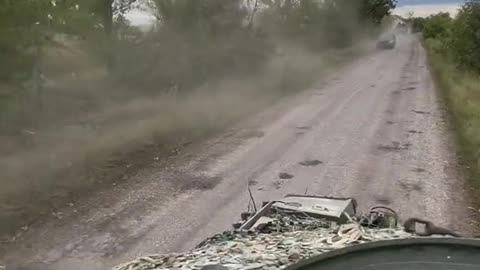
[423,38,480,227]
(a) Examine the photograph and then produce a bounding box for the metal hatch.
[272,195,356,220]
[239,195,357,230]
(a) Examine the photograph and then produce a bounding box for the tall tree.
[0,0,87,81]
[152,0,246,34]
[450,0,480,72]
[86,0,138,67]
[357,0,398,25]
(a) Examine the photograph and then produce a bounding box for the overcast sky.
[395,0,461,17]
[397,0,462,6]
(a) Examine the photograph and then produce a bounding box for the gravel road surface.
[0,34,471,270]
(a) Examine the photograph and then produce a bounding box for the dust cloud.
[0,0,376,238]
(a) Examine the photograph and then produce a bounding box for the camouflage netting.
[113,213,415,270]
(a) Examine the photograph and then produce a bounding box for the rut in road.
[0,34,471,270]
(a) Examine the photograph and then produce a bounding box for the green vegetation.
[411,0,480,186]
[0,0,396,237]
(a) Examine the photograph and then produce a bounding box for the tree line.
[411,0,480,73]
[1,0,397,89]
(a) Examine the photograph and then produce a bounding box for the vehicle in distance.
[376,32,396,50]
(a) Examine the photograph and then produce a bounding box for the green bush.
[422,12,452,40]
[411,17,426,33]
[419,1,480,74]
[449,0,480,73]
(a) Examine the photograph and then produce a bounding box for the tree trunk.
[103,0,114,68]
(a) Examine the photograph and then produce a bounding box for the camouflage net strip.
[113,219,414,270]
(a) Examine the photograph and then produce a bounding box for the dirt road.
[0,34,472,270]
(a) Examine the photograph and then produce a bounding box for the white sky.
[125,9,155,26]
[393,4,460,17]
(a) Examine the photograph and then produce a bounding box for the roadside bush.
[113,0,373,93]
[113,0,272,93]
[419,1,480,73]
[411,17,426,33]
[449,0,480,73]
[422,12,452,40]
[114,27,272,94]
[420,0,480,190]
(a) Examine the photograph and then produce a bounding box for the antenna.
[248,183,258,212]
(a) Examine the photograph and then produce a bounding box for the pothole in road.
[412,167,427,173]
[412,110,431,115]
[374,196,392,205]
[279,173,294,179]
[399,182,423,192]
[299,160,323,167]
[177,175,222,191]
[392,90,402,95]
[402,86,416,91]
[296,126,311,130]
[248,178,258,186]
[408,130,423,134]
[386,121,395,125]
[378,141,409,152]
